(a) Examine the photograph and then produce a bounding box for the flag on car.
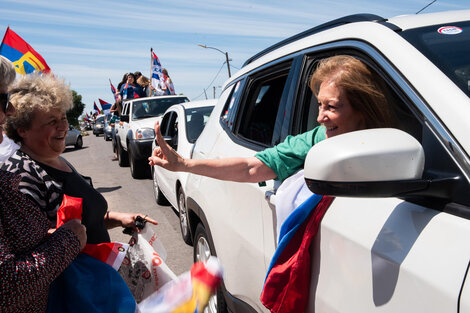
[151,48,169,96]
[99,98,112,115]
[93,101,102,114]
[260,194,334,313]
[0,27,51,75]
[109,78,119,102]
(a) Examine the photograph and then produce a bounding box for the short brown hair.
[310,55,396,129]
[6,74,72,143]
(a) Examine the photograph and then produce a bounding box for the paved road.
[63,131,193,275]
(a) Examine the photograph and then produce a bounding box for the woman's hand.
[148,121,185,172]
[105,211,158,232]
[61,219,87,251]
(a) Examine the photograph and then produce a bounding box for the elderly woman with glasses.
[2,74,157,248]
[0,57,87,313]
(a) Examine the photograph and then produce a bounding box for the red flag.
[0,27,51,75]
[109,78,119,102]
[94,101,102,114]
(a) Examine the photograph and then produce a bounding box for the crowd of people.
[111,70,175,116]
[0,52,396,312]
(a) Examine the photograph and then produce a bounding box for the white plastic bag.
[118,224,177,302]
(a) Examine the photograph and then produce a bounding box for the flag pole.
[1,26,10,47]
[150,48,153,96]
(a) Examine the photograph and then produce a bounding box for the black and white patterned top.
[2,150,111,244]
[1,150,63,221]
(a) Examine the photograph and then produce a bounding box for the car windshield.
[96,116,105,123]
[400,21,470,98]
[132,97,189,120]
[185,106,214,143]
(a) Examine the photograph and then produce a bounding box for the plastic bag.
[118,224,177,302]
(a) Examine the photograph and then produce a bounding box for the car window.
[237,64,291,147]
[299,51,470,209]
[185,106,215,143]
[400,21,470,99]
[122,102,130,115]
[132,97,189,120]
[159,112,172,137]
[221,81,242,128]
[166,113,178,149]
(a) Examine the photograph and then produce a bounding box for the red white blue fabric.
[260,179,334,313]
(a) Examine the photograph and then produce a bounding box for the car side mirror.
[304,128,431,198]
[120,115,129,123]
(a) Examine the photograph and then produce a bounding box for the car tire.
[74,136,83,149]
[177,188,192,245]
[117,140,129,167]
[193,224,227,313]
[129,148,147,179]
[152,167,170,205]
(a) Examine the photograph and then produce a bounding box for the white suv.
[184,10,470,313]
[115,95,189,178]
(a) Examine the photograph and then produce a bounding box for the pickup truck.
[115,95,190,178]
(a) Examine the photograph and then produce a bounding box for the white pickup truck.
[115,95,190,178]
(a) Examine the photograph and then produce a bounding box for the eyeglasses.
[0,93,10,113]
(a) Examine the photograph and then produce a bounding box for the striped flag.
[109,78,119,102]
[98,98,112,114]
[0,27,51,75]
[151,49,168,96]
[93,101,102,114]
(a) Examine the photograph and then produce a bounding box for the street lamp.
[198,44,231,78]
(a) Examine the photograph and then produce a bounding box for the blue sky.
[0,0,468,114]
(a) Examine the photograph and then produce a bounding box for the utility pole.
[198,44,231,78]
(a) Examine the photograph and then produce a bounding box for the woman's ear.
[17,127,28,140]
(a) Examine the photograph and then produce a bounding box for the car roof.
[123,94,189,104]
[169,99,217,111]
[225,9,470,88]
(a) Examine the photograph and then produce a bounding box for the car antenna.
[416,0,437,14]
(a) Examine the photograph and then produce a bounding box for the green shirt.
[255,125,326,181]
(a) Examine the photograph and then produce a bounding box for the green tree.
[67,90,85,128]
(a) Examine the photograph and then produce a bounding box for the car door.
[156,110,179,205]
[119,101,130,149]
[292,46,470,312]
[189,60,299,311]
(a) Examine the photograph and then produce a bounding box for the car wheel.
[152,167,170,205]
[129,148,147,179]
[74,136,83,149]
[177,188,192,245]
[194,224,227,313]
[117,141,129,167]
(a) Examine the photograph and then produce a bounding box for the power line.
[416,0,437,14]
[192,61,227,100]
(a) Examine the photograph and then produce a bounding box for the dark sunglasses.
[0,93,10,113]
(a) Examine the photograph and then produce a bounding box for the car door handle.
[265,190,276,207]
